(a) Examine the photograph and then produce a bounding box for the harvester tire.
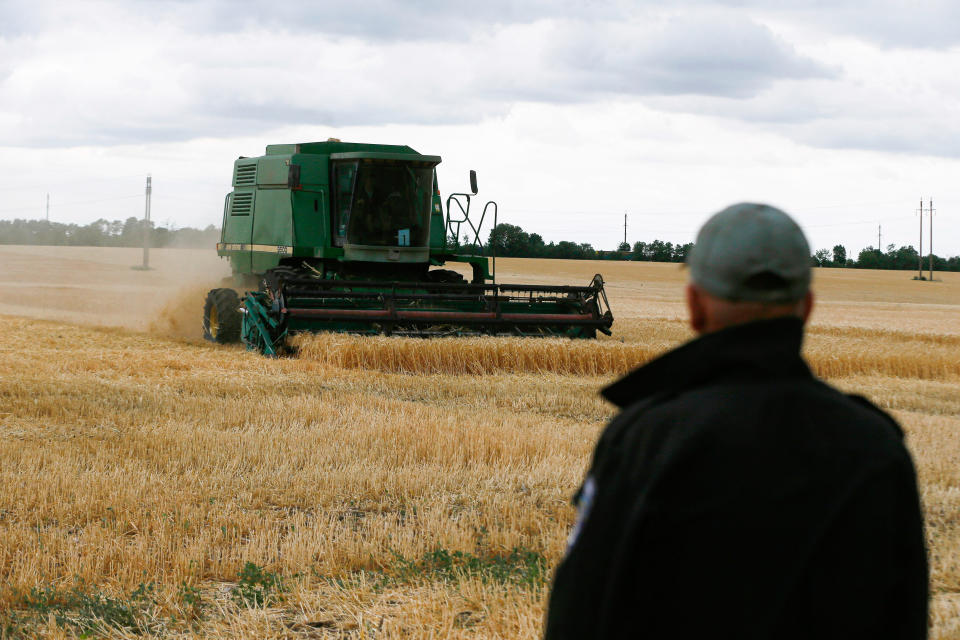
[426,269,466,284]
[203,288,242,344]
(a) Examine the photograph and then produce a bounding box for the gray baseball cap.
[687,203,811,303]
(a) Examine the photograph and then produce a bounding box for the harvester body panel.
[208,140,613,352]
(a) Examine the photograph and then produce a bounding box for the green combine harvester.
[203,139,613,355]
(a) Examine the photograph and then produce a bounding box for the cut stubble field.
[0,245,958,638]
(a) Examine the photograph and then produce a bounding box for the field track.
[1,245,958,638]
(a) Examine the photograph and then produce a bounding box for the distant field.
[1,245,958,638]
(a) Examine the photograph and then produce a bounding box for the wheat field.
[0,245,958,638]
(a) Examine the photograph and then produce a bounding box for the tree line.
[0,217,220,249]
[3,217,958,272]
[469,223,960,271]
[464,223,694,262]
[813,243,960,272]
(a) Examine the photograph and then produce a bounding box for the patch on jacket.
[566,475,597,552]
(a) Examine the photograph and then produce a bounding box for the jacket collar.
[602,317,811,409]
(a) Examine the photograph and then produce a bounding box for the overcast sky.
[1,0,958,257]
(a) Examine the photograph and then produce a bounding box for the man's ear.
[686,284,707,334]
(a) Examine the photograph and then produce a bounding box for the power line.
[153,194,216,205]
[0,174,151,192]
[799,200,896,210]
[511,208,706,218]
[510,198,904,217]
[0,194,142,215]
[804,215,908,229]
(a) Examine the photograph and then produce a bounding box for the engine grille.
[230,192,254,216]
[234,163,257,186]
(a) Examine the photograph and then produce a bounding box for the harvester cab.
[203,140,613,355]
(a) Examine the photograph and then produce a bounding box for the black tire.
[426,269,466,284]
[203,288,242,344]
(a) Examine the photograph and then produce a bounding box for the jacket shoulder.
[592,390,681,462]
[843,393,903,438]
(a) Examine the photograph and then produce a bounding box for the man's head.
[685,203,813,335]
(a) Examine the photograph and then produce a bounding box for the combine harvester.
[202,140,613,355]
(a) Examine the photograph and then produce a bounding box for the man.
[354,173,392,242]
[545,203,927,639]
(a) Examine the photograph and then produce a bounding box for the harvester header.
[203,139,613,354]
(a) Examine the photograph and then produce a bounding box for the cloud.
[754,1,960,49]
[788,119,960,158]
[8,0,960,49]
[0,6,832,147]
[547,12,832,99]
[0,1,956,161]
[644,39,960,157]
[168,0,629,41]
[141,0,960,50]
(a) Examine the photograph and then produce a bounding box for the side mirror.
[469,170,478,195]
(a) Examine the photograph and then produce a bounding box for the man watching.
[544,203,928,639]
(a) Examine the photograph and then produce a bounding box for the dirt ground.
[0,245,231,336]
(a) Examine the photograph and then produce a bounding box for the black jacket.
[545,318,927,639]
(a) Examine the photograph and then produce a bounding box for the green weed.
[387,546,548,589]
[231,562,285,607]
[11,581,155,636]
[177,581,204,619]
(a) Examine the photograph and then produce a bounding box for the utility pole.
[141,175,152,270]
[877,224,881,251]
[929,198,934,281]
[45,193,49,221]
[917,199,923,279]
[623,212,627,248]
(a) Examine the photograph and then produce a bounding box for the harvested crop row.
[290,332,960,381]
[291,334,668,376]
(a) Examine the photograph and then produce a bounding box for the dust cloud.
[149,284,222,340]
[0,245,233,337]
